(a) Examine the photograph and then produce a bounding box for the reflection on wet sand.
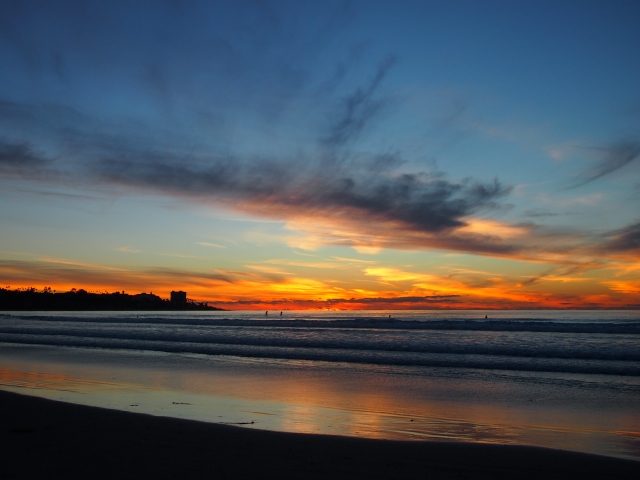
[1,350,639,461]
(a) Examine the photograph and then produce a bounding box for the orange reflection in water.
[1,359,639,460]
[0,367,122,392]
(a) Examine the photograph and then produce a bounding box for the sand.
[1,390,639,479]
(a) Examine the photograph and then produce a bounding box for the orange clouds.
[2,256,638,310]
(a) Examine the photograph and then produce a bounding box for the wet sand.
[2,390,639,479]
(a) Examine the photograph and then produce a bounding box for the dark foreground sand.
[2,390,639,479]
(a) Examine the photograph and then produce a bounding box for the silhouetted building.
[171,290,187,306]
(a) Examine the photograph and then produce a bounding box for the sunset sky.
[1,1,640,309]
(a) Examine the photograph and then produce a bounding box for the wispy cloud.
[331,256,377,264]
[218,294,462,309]
[264,259,342,269]
[34,257,126,271]
[601,221,640,253]
[604,280,640,294]
[517,264,596,287]
[197,242,227,249]
[569,142,640,189]
[0,141,49,169]
[0,140,53,179]
[115,247,140,253]
[322,54,396,147]
[364,267,433,283]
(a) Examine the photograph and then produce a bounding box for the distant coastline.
[0,288,226,311]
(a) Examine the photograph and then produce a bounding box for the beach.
[1,310,639,462]
[2,389,639,479]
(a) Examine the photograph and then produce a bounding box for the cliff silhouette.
[0,288,225,311]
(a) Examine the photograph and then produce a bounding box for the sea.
[1,310,639,460]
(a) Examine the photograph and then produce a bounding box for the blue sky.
[1,1,640,308]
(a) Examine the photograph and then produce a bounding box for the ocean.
[1,310,639,460]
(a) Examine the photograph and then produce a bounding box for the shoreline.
[2,389,639,479]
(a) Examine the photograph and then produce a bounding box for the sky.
[1,0,640,310]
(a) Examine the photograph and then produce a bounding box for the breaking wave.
[1,312,639,376]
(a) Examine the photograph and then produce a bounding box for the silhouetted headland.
[0,287,225,311]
